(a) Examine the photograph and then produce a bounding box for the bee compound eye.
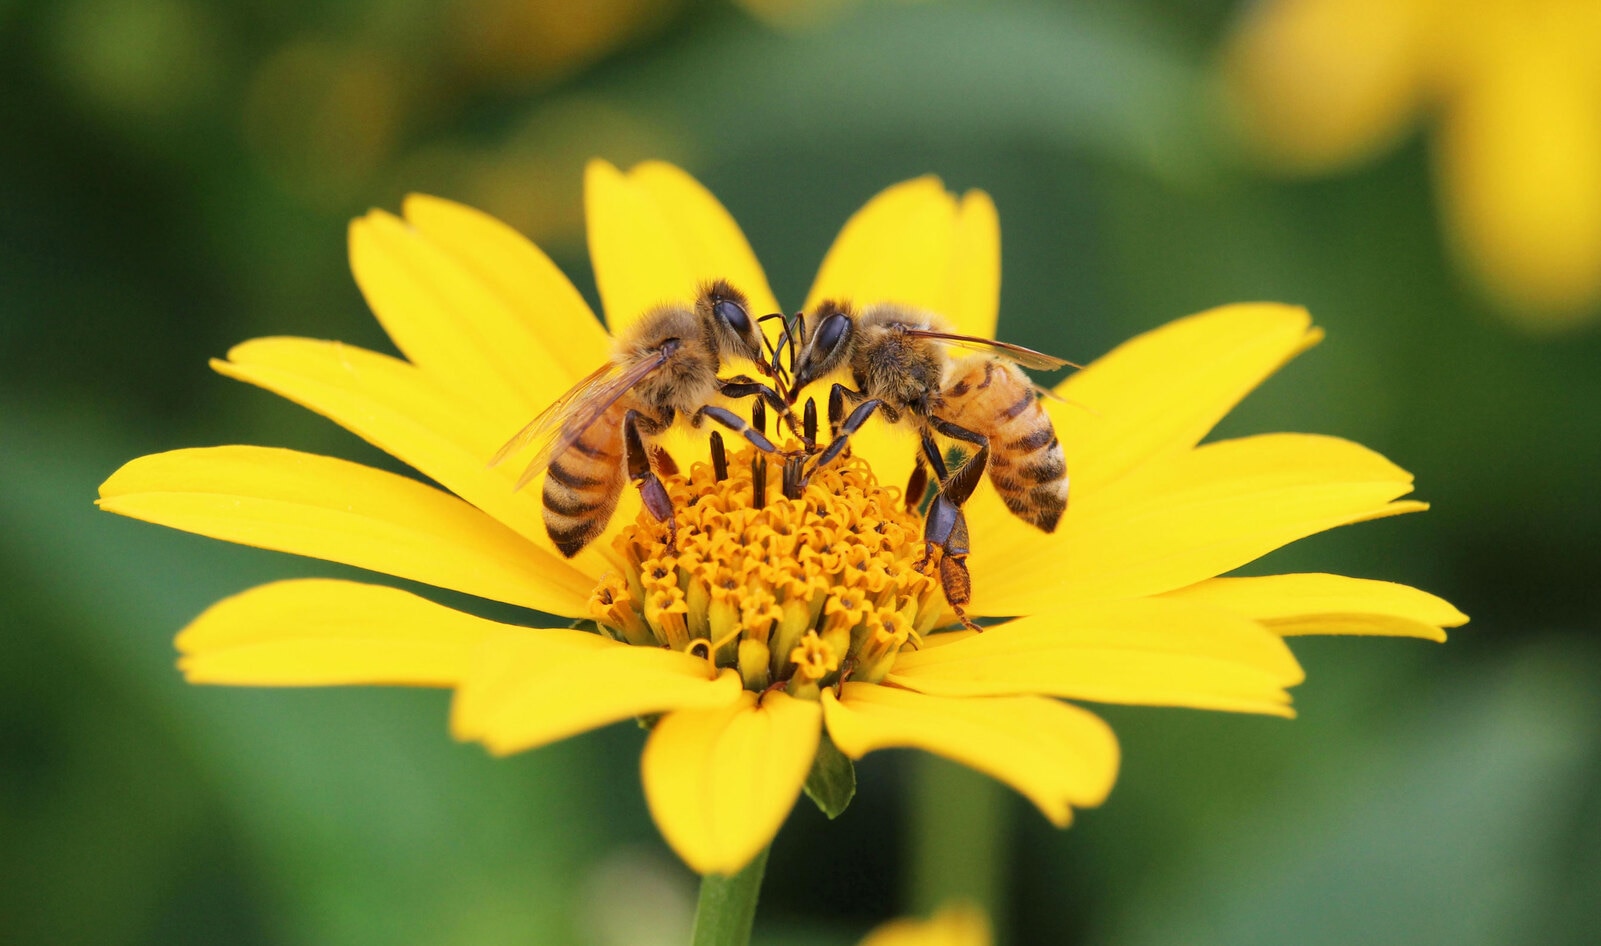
[815,312,849,353]
[714,299,751,335]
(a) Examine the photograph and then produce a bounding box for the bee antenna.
[756,312,797,398]
[757,312,787,364]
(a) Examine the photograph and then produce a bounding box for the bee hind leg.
[905,458,931,512]
[917,438,989,633]
[911,431,952,573]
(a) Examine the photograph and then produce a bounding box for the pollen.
[587,442,949,695]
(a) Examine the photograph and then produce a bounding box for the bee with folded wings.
[787,301,1073,627]
[490,279,789,557]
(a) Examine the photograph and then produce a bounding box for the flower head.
[98,160,1465,875]
[1221,0,1601,327]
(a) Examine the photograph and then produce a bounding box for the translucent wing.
[488,351,670,490]
[901,330,1078,371]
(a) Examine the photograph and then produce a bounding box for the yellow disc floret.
[588,443,949,695]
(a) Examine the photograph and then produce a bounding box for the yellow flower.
[1221,0,1601,328]
[97,159,1465,876]
[859,902,990,946]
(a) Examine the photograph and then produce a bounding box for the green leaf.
[802,731,856,820]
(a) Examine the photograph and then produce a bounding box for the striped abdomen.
[542,401,629,556]
[939,356,1068,532]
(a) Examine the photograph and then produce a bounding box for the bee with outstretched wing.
[490,280,789,557]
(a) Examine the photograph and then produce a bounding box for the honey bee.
[490,279,788,557]
[786,301,1073,622]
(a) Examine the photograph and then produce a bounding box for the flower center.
[587,441,950,697]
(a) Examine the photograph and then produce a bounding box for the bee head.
[791,300,856,392]
[699,279,769,374]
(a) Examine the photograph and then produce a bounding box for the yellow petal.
[1164,572,1467,641]
[959,303,1322,569]
[400,194,612,381]
[586,159,681,331]
[805,177,1002,337]
[586,159,780,337]
[628,161,782,319]
[851,422,921,503]
[1437,43,1601,324]
[969,433,1423,616]
[859,903,993,946]
[642,691,820,875]
[823,685,1118,827]
[177,579,509,686]
[1222,0,1426,173]
[98,445,593,615]
[887,598,1301,716]
[452,639,742,756]
[947,190,1002,338]
[786,179,999,472]
[351,209,551,415]
[212,336,624,569]
[1058,302,1322,495]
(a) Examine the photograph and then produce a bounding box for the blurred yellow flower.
[1222,0,1601,329]
[97,160,1464,876]
[859,902,990,946]
[448,0,678,85]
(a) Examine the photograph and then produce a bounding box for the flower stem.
[908,755,1009,936]
[691,846,771,946]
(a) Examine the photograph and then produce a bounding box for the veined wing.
[488,361,615,469]
[902,329,1079,371]
[488,351,670,490]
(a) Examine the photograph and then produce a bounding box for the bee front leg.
[694,405,782,455]
[719,377,810,450]
[812,385,879,471]
[624,409,677,549]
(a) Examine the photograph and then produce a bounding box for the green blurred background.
[4,0,1599,943]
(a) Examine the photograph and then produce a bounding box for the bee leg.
[718,378,803,442]
[940,518,980,633]
[905,460,930,512]
[826,383,866,439]
[917,491,981,630]
[923,414,990,537]
[624,409,677,548]
[926,415,989,451]
[812,391,880,471]
[649,444,679,477]
[918,441,989,632]
[694,405,782,455]
[907,430,951,545]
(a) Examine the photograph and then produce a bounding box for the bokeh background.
[4,0,1600,943]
